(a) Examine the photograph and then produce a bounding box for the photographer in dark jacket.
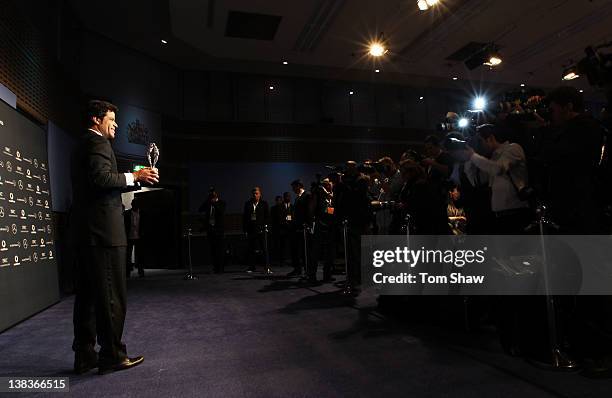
[287,180,314,277]
[242,187,269,272]
[199,188,226,273]
[539,86,604,233]
[310,178,337,283]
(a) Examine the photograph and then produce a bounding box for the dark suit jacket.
[242,200,269,234]
[293,192,314,227]
[271,202,293,233]
[199,199,226,234]
[70,132,130,247]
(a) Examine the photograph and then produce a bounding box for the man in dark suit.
[71,100,159,375]
[199,188,226,273]
[288,180,314,277]
[242,187,269,272]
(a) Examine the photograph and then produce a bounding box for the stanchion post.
[303,224,309,277]
[536,205,575,369]
[264,224,272,275]
[184,228,198,280]
[342,219,352,295]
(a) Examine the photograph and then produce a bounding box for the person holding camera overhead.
[454,124,530,235]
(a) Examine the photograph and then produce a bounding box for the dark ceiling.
[68,0,612,90]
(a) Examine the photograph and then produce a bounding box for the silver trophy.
[147,143,159,170]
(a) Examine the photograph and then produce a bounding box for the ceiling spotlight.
[161,39,168,44]
[484,51,502,67]
[282,61,288,65]
[349,91,354,95]
[562,65,580,81]
[369,42,386,57]
[458,118,469,128]
[472,96,486,111]
[452,77,458,81]
[375,69,380,73]
[418,0,439,10]
[419,96,424,100]
[579,89,584,93]
[520,83,525,87]
[269,86,275,90]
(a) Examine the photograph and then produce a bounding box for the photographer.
[335,162,372,292]
[310,178,337,283]
[287,180,315,278]
[538,86,604,233]
[454,124,531,234]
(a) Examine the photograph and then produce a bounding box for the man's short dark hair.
[476,124,507,143]
[86,100,118,127]
[290,179,304,188]
[546,86,584,113]
[424,135,441,146]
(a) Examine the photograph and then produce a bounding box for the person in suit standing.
[199,187,226,273]
[124,198,144,278]
[287,180,314,277]
[242,187,269,272]
[71,100,159,375]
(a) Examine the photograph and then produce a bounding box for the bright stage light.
[417,0,429,10]
[426,0,440,5]
[562,65,580,81]
[369,42,386,57]
[484,55,502,67]
[458,118,469,128]
[472,97,486,111]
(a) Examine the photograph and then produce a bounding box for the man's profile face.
[252,190,261,201]
[94,111,118,139]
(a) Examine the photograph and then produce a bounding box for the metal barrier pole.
[303,224,309,277]
[342,219,352,295]
[264,224,272,275]
[184,228,198,280]
[536,205,576,369]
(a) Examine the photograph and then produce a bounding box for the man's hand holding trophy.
[132,143,160,185]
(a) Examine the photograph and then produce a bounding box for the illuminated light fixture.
[452,77,458,81]
[562,65,580,81]
[579,89,584,93]
[161,39,168,44]
[418,0,439,10]
[520,83,525,87]
[368,42,386,57]
[269,86,274,90]
[349,91,354,95]
[419,96,424,100]
[484,51,502,67]
[282,61,288,65]
[375,69,380,73]
[472,96,486,111]
[458,118,469,128]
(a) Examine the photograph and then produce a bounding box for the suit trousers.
[73,245,127,365]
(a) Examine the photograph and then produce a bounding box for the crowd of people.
[196,85,612,374]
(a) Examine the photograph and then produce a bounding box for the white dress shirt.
[468,142,529,212]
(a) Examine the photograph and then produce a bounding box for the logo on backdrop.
[126,119,150,145]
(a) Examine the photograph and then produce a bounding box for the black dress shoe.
[74,352,98,375]
[98,356,144,375]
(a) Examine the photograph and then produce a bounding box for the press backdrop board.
[0,100,59,332]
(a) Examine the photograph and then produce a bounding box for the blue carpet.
[1,266,610,397]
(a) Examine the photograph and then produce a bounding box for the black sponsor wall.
[0,100,59,331]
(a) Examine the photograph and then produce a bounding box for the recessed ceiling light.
[349,91,354,95]
[368,43,386,57]
[161,39,168,44]
[269,86,274,90]
[520,83,525,87]
[579,89,584,93]
[282,61,288,65]
[452,77,458,81]
[419,96,424,100]
[375,69,380,73]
